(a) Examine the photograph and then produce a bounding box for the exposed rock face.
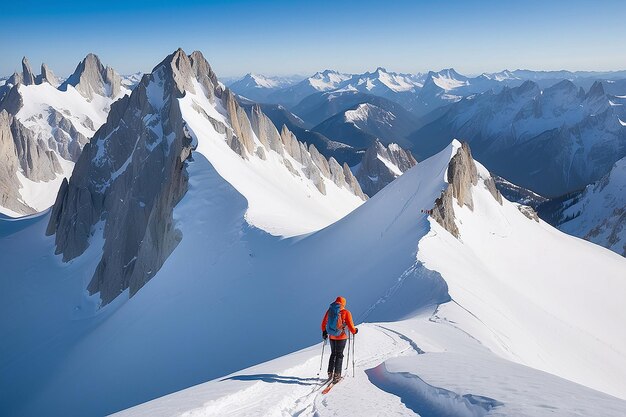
[47,48,367,306]
[518,205,540,222]
[0,111,33,214]
[224,89,256,157]
[276,124,366,199]
[48,49,195,305]
[432,142,502,238]
[21,57,35,86]
[0,110,63,214]
[46,108,90,161]
[0,85,24,115]
[249,104,283,155]
[61,53,123,100]
[355,140,417,196]
[38,63,60,87]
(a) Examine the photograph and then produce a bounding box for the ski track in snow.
[163,324,426,417]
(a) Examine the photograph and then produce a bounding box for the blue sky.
[2,0,626,78]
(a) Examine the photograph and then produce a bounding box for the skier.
[321,296,358,383]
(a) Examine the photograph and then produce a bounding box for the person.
[321,296,358,382]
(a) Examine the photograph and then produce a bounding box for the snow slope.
[544,156,626,256]
[2,140,625,416]
[178,82,364,236]
[115,313,626,417]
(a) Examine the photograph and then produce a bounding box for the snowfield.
[115,314,626,417]
[1,139,625,416]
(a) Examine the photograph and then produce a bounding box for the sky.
[2,0,626,79]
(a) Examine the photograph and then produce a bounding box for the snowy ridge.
[114,141,626,416]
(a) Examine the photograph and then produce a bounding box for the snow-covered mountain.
[46,49,365,306]
[3,122,626,416]
[237,99,363,166]
[264,70,353,108]
[227,73,303,102]
[311,100,420,149]
[353,139,417,196]
[105,140,626,417]
[538,155,626,256]
[412,80,626,196]
[2,51,626,417]
[0,54,129,216]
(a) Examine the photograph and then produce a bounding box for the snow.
[115,313,626,417]
[417,160,626,398]
[558,156,626,255]
[2,139,626,416]
[2,81,128,213]
[16,158,74,211]
[619,118,626,126]
[431,70,469,90]
[377,154,403,177]
[308,70,352,91]
[179,81,363,237]
[344,103,396,131]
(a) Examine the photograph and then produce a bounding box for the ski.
[322,377,342,394]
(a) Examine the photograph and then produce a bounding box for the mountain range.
[1,49,625,417]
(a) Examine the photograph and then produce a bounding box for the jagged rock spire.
[431,142,502,238]
[61,53,122,100]
[355,140,416,196]
[21,57,35,86]
[37,63,59,86]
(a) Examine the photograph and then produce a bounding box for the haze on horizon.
[2,0,626,78]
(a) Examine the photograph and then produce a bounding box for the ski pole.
[317,339,327,377]
[352,333,356,377]
[345,333,351,371]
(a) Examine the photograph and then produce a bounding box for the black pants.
[327,338,347,376]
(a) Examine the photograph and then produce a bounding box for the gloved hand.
[322,330,328,340]
[354,328,359,334]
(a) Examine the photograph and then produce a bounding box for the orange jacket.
[321,297,357,340]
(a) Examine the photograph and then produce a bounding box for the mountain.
[105,141,626,417]
[3,124,626,416]
[412,68,527,117]
[237,99,363,166]
[331,67,424,110]
[46,49,366,306]
[265,69,352,108]
[538,156,626,256]
[312,100,420,149]
[353,139,417,196]
[411,80,626,197]
[493,175,548,209]
[227,73,303,102]
[0,54,129,216]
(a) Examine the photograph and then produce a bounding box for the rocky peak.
[355,140,416,196]
[61,53,122,100]
[6,71,23,86]
[21,57,35,86]
[48,49,197,305]
[37,63,59,86]
[46,48,366,306]
[586,81,605,99]
[431,142,502,238]
[0,110,63,215]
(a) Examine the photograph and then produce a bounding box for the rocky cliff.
[355,139,416,196]
[0,110,63,214]
[432,142,502,238]
[61,53,123,100]
[47,49,366,306]
[0,55,128,215]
